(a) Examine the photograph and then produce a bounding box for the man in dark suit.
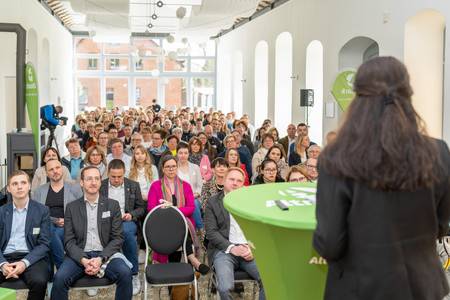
[0,171,50,300]
[278,124,297,158]
[205,167,265,300]
[51,166,132,300]
[100,159,145,295]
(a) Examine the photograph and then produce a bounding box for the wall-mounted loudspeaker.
[300,89,314,107]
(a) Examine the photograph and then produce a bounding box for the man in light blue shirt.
[0,171,51,300]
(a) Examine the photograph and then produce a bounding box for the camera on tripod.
[40,116,68,130]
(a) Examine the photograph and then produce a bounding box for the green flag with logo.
[331,70,356,111]
[25,63,40,150]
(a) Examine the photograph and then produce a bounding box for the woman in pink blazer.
[147,155,209,274]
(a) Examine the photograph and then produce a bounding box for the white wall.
[215,0,450,144]
[0,0,74,160]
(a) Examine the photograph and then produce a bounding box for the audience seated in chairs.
[51,166,133,300]
[100,159,146,295]
[204,167,266,300]
[0,171,51,300]
[31,159,83,270]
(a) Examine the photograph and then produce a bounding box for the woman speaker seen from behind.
[313,56,450,300]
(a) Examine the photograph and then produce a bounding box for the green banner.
[25,63,40,150]
[331,70,356,111]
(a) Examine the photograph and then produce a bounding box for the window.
[106,88,114,100]
[88,58,98,70]
[136,87,141,105]
[110,58,120,70]
[136,59,143,70]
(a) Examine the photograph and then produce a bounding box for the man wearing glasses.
[51,166,132,300]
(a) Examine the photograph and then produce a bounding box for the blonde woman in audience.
[289,135,310,166]
[82,145,108,179]
[128,144,159,200]
[265,144,289,180]
[31,147,71,192]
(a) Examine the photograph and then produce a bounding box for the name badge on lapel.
[102,211,111,219]
[33,228,40,235]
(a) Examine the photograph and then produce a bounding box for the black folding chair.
[208,266,258,300]
[143,204,198,300]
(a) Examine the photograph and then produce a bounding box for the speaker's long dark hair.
[320,56,442,191]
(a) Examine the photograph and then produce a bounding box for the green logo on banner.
[25,63,40,150]
[331,70,356,111]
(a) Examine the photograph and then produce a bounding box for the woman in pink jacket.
[147,155,209,274]
[188,136,212,181]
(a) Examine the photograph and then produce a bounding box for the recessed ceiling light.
[156,1,163,8]
[151,13,158,20]
[147,23,153,29]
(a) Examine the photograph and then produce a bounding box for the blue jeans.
[122,221,138,275]
[49,223,65,269]
[192,199,204,229]
[213,251,265,300]
[51,251,132,300]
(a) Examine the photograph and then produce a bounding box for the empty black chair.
[143,204,197,300]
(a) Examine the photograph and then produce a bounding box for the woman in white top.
[128,144,159,199]
[177,141,204,230]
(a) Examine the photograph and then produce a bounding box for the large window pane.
[105,78,128,108]
[105,57,129,71]
[192,77,214,108]
[136,78,158,108]
[191,58,215,72]
[75,38,101,54]
[165,78,187,109]
[77,57,100,71]
[77,78,101,111]
[164,57,187,72]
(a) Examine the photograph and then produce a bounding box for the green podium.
[0,288,15,300]
[224,182,326,300]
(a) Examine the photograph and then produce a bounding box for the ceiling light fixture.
[151,13,158,20]
[147,23,153,29]
[156,1,163,8]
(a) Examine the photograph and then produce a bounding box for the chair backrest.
[143,204,188,255]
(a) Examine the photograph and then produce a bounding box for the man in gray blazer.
[31,159,83,269]
[205,167,265,300]
[51,166,132,300]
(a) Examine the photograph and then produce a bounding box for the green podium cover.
[0,288,15,300]
[224,182,327,300]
